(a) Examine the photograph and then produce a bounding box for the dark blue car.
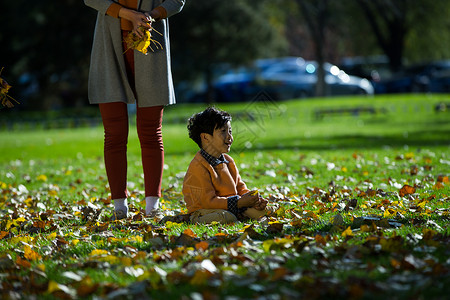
[374,60,450,93]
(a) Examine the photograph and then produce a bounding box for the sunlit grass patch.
[0,94,449,298]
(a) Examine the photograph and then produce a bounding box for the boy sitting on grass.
[182,107,270,224]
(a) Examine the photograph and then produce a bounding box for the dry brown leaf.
[399,185,416,197]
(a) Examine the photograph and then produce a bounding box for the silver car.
[259,57,374,100]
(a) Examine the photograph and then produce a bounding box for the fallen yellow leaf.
[37,174,48,182]
[89,249,108,256]
[24,245,42,261]
[342,226,354,238]
[383,208,396,218]
[360,224,371,232]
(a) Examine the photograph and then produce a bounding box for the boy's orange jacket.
[182,151,250,214]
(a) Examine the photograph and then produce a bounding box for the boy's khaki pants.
[190,208,266,224]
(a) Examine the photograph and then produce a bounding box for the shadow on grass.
[249,131,450,152]
[165,129,450,156]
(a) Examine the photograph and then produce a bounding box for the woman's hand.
[119,8,151,38]
[146,9,162,22]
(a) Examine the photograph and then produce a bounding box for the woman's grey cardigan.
[84,0,185,107]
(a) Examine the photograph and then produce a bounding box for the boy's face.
[202,121,233,158]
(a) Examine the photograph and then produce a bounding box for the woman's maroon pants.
[99,31,164,199]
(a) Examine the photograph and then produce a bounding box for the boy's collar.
[200,149,229,167]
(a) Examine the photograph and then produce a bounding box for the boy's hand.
[238,191,259,208]
[254,197,268,211]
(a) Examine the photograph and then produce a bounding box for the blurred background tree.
[353,0,450,72]
[292,0,341,97]
[0,0,95,110]
[0,0,448,110]
[289,0,450,95]
[341,0,450,69]
[170,0,287,102]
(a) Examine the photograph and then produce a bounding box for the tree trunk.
[357,0,407,72]
[205,67,214,104]
[297,0,329,97]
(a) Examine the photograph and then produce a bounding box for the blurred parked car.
[213,57,300,102]
[213,57,374,102]
[213,67,259,102]
[339,55,393,83]
[374,60,450,94]
[259,59,374,100]
[429,69,450,93]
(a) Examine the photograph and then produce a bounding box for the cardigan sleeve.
[160,0,185,18]
[150,6,167,21]
[106,2,122,18]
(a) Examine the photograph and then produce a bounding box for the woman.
[84,0,185,219]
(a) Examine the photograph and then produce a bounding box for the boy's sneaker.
[110,209,127,221]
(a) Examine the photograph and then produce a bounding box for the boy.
[182,107,269,224]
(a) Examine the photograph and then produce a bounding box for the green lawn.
[0,94,449,299]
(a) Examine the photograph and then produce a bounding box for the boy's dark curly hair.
[187,107,232,148]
